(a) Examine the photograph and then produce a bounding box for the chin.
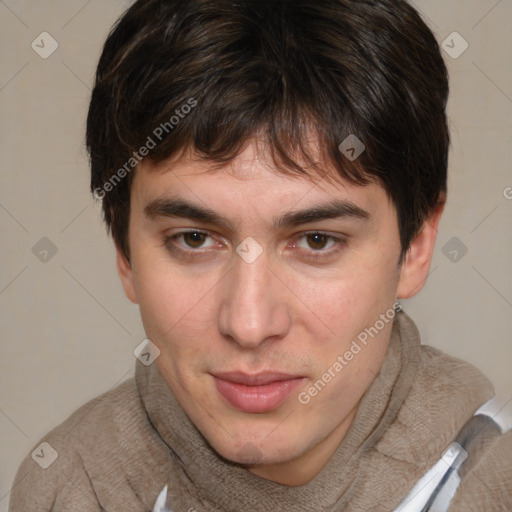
[210,432,304,466]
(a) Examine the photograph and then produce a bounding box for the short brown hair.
[87,0,449,261]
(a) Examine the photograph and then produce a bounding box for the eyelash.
[163,230,346,261]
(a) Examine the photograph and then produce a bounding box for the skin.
[117,140,443,486]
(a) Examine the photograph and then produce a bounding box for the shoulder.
[400,343,495,459]
[373,316,509,509]
[417,342,492,383]
[393,314,495,450]
[451,423,512,510]
[9,376,145,511]
[374,315,496,476]
[415,343,495,405]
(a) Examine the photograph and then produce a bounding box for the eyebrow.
[144,197,370,231]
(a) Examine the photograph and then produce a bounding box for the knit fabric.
[10,312,512,511]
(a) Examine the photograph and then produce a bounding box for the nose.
[217,254,291,349]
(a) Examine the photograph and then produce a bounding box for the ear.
[116,244,138,304]
[397,197,445,299]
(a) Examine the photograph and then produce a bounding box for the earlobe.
[397,199,445,299]
[116,245,138,304]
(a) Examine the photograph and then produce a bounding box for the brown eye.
[183,231,208,248]
[292,232,343,260]
[306,233,330,250]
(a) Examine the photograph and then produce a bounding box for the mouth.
[211,371,306,413]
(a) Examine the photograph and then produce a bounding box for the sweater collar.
[136,311,419,511]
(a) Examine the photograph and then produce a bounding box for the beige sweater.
[10,312,512,511]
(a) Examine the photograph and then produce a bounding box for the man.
[10,0,512,510]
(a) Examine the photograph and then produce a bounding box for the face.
[117,141,439,485]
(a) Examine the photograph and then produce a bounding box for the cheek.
[293,264,397,339]
[133,261,211,346]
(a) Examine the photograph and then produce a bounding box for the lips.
[211,371,305,413]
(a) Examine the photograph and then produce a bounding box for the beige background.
[1,0,511,507]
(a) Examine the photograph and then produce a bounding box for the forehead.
[133,140,387,212]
